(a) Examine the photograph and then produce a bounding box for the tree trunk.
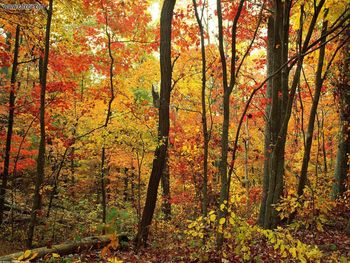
[99,7,116,229]
[161,155,171,220]
[0,25,20,224]
[136,0,176,247]
[297,17,328,197]
[215,0,244,247]
[27,0,53,248]
[193,0,209,218]
[101,147,107,227]
[258,16,274,226]
[46,147,69,218]
[333,26,350,198]
[262,0,287,229]
[259,0,324,228]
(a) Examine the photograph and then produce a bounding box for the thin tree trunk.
[193,0,209,217]
[321,111,328,174]
[46,147,69,218]
[216,0,245,247]
[99,5,116,229]
[161,154,171,220]
[0,25,20,224]
[297,16,328,196]
[27,0,53,248]
[136,0,176,248]
[244,119,250,211]
[101,147,107,227]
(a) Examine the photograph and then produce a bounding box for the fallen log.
[0,235,112,261]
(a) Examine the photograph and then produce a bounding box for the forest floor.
[0,206,349,262]
[1,224,349,262]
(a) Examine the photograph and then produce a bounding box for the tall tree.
[193,0,209,217]
[259,0,326,228]
[217,0,244,207]
[297,13,328,197]
[0,25,20,224]
[136,0,176,247]
[216,0,244,247]
[27,0,54,248]
[262,0,291,229]
[333,26,350,198]
[258,15,274,227]
[100,2,116,228]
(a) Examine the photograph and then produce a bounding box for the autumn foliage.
[0,0,349,262]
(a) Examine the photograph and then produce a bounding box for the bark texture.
[136,0,176,247]
[0,25,20,224]
[27,0,53,248]
[333,26,350,198]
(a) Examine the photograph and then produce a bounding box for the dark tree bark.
[161,154,171,220]
[100,147,107,227]
[136,0,176,247]
[46,147,69,218]
[262,0,289,229]
[193,0,209,217]
[259,0,325,229]
[215,0,244,248]
[258,16,274,226]
[99,5,116,228]
[333,26,350,198]
[297,16,328,197]
[152,83,171,220]
[0,25,20,224]
[27,0,53,248]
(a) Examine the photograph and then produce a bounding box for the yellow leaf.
[28,252,38,261]
[224,232,231,239]
[23,250,31,260]
[220,204,225,211]
[316,221,323,232]
[108,257,123,263]
[243,253,250,261]
[289,247,297,258]
[219,218,226,225]
[298,255,307,263]
[280,244,285,253]
[229,217,234,225]
[209,214,216,222]
[52,253,60,258]
[17,255,24,261]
